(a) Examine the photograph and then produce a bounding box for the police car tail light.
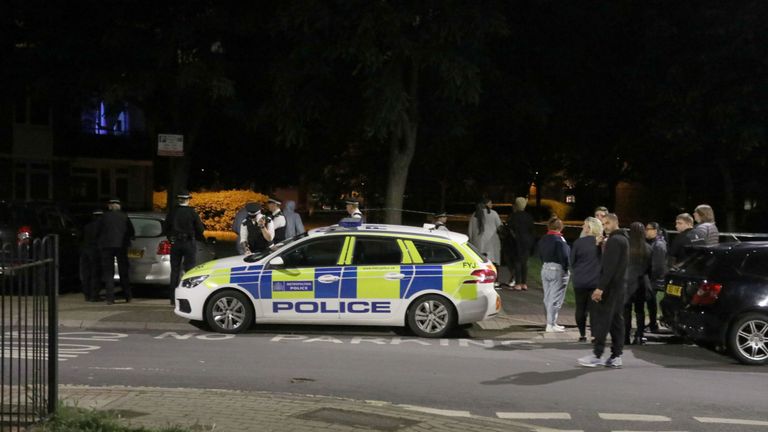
[691,281,722,305]
[17,226,32,245]
[157,240,172,255]
[470,268,497,284]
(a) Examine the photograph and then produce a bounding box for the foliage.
[153,189,268,232]
[33,405,196,432]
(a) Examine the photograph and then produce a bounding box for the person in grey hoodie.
[283,200,305,239]
[570,217,603,342]
[692,204,719,245]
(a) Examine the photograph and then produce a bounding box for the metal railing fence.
[1,235,58,431]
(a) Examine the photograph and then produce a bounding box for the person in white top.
[433,212,449,231]
[345,199,363,219]
[239,203,275,254]
[468,199,502,265]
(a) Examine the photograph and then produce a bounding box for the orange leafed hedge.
[153,190,269,232]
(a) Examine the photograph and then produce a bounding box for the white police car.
[174,223,501,337]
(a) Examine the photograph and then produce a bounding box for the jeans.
[541,263,569,326]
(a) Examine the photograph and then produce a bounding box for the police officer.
[266,198,287,243]
[433,212,449,231]
[97,198,134,305]
[165,191,205,306]
[80,210,103,302]
[345,199,364,221]
[239,202,275,254]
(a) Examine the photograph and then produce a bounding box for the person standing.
[538,216,570,332]
[283,200,305,239]
[97,198,134,305]
[625,222,651,345]
[645,222,667,333]
[345,199,364,221]
[79,210,103,302]
[692,204,719,245]
[240,202,275,254]
[668,213,699,266]
[165,191,205,306]
[468,199,502,266]
[594,206,609,226]
[579,213,628,368]
[232,204,249,254]
[570,217,603,342]
[267,198,287,243]
[433,212,449,231]
[508,197,535,290]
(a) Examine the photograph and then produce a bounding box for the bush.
[33,405,195,432]
[153,190,269,232]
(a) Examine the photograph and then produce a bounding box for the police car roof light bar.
[338,218,363,228]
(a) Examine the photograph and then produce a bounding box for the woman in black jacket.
[570,217,603,342]
[507,197,535,290]
[625,221,651,345]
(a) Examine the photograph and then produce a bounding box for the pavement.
[46,269,583,431]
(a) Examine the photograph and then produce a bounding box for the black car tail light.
[691,281,723,305]
[17,225,31,245]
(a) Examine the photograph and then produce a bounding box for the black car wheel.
[407,295,456,338]
[205,290,253,334]
[728,313,768,365]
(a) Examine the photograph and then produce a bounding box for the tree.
[269,0,508,223]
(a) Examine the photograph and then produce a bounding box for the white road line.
[88,367,134,371]
[399,405,472,417]
[599,414,672,422]
[695,417,768,426]
[496,412,572,420]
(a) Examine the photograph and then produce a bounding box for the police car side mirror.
[269,256,285,268]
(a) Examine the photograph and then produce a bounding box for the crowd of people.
[464,198,721,368]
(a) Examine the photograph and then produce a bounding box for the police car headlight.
[181,275,209,288]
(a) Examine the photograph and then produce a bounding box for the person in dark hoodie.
[579,213,628,368]
[645,221,667,333]
[97,198,135,305]
[538,216,570,332]
[625,222,651,345]
[283,200,305,239]
[570,217,603,342]
[668,213,700,266]
[79,210,103,302]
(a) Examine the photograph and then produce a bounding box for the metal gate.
[1,235,58,430]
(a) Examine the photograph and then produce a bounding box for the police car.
[174,222,501,337]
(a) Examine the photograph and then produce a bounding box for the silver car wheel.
[414,300,449,334]
[735,318,768,362]
[211,296,247,331]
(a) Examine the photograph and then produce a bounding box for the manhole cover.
[290,377,316,383]
[297,408,419,431]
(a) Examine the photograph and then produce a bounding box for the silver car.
[116,212,216,286]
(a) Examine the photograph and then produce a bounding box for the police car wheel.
[407,295,455,338]
[205,290,253,334]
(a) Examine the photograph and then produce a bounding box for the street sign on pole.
[158,134,184,157]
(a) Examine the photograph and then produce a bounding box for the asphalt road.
[57,328,768,432]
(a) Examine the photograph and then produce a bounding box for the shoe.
[494,282,501,288]
[125,298,132,303]
[553,324,565,331]
[513,284,523,291]
[578,354,605,367]
[521,284,528,291]
[633,335,646,345]
[546,324,565,333]
[578,336,587,342]
[605,356,623,368]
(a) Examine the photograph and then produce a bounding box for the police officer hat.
[267,198,282,205]
[108,198,121,205]
[345,199,359,206]
[246,202,261,215]
[177,190,192,200]
[434,212,447,218]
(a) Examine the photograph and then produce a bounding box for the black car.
[0,201,82,287]
[661,241,768,365]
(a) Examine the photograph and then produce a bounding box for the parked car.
[118,212,216,286]
[660,241,768,365]
[0,201,81,287]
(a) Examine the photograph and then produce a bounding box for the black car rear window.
[740,250,768,278]
[677,249,740,279]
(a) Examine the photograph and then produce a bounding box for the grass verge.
[32,405,196,432]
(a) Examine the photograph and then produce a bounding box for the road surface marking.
[496,412,572,420]
[599,413,671,422]
[88,367,134,371]
[399,405,471,417]
[694,417,768,426]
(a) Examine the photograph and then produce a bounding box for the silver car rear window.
[131,217,163,238]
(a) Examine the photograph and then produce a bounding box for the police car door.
[342,236,414,323]
[262,236,346,322]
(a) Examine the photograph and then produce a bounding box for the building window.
[81,101,130,135]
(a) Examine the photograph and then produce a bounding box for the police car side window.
[281,237,345,268]
[353,238,402,265]
[412,241,460,264]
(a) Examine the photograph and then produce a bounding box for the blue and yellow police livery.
[174,223,501,337]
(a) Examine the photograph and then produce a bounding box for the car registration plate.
[666,283,682,297]
[128,248,144,259]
